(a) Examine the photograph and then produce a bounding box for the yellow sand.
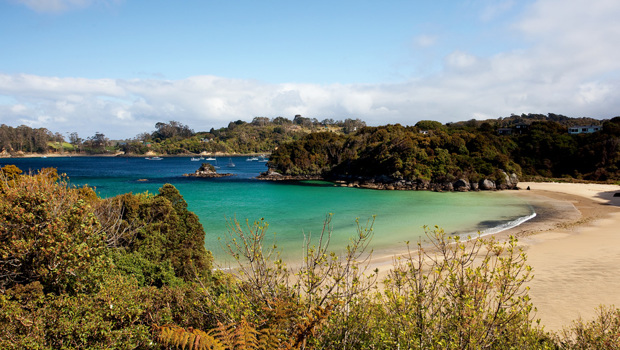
[513,182,620,332]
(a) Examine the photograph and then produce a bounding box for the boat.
[190,157,201,161]
[205,157,216,161]
[227,158,236,167]
[258,155,268,162]
[246,157,259,161]
[147,156,163,160]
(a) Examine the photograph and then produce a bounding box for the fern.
[153,324,225,350]
[153,304,333,350]
[285,304,333,349]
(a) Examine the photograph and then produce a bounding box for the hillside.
[264,115,620,185]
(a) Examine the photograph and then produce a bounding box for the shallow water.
[1,156,533,263]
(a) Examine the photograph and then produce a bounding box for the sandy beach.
[366,182,620,333]
[509,182,620,332]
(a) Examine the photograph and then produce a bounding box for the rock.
[184,163,233,178]
[470,182,479,191]
[509,173,519,188]
[417,180,431,190]
[479,179,496,190]
[453,178,470,191]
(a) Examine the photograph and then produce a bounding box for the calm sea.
[1,156,534,264]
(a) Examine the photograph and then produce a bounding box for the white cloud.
[479,0,515,21]
[413,35,437,48]
[1,0,620,139]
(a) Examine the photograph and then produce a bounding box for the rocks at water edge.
[183,163,233,178]
[257,169,520,192]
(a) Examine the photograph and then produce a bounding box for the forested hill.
[122,116,366,155]
[0,116,367,155]
[266,116,620,184]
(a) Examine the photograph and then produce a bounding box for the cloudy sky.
[1,0,619,139]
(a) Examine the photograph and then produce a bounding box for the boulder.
[509,173,519,188]
[479,179,496,190]
[453,178,470,191]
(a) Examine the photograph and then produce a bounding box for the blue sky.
[1,0,619,139]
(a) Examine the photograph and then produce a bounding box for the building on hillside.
[513,123,530,134]
[568,125,602,134]
[497,128,513,135]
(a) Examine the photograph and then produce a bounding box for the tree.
[0,167,109,294]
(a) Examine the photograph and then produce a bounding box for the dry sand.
[367,182,620,333]
[509,182,620,332]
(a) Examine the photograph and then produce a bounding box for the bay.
[1,156,533,264]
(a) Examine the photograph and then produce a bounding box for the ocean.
[1,156,534,264]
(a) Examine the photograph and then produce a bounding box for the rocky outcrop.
[257,169,519,191]
[256,170,323,181]
[183,163,233,178]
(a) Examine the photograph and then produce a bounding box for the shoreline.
[508,182,620,332]
[0,152,271,159]
[368,182,620,332]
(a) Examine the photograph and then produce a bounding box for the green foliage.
[2,166,620,348]
[557,305,620,349]
[374,228,546,349]
[98,184,214,286]
[0,124,61,154]
[0,167,109,294]
[0,169,222,348]
[269,116,620,183]
[269,124,523,183]
[0,275,153,349]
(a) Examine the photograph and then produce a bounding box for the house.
[497,128,513,135]
[513,123,530,134]
[568,125,602,134]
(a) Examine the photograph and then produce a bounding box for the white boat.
[205,157,216,161]
[246,157,259,161]
[190,157,201,161]
[147,156,163,160]
[227,158,236,167]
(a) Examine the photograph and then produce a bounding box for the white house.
[568,125,602,134]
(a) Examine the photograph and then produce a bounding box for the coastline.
[0,152,271,159]
[368,182,620,332]
[507,182,620,332]
[3,153,618,331]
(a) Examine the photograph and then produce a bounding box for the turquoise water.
[1,156,533,263]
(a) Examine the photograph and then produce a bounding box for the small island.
[183,163,234,178]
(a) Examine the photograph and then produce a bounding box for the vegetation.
[267,115,620,183]
[2,113,618,184]
[119,117,366,156]
[1,166,619,348]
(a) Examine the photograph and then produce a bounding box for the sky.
[1,0,619,139]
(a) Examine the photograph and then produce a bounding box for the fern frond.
[258,327,283,350]
[211,321,236,348]
[153,324,225,350]
[233,318,260,350]
[285,303,333,349]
